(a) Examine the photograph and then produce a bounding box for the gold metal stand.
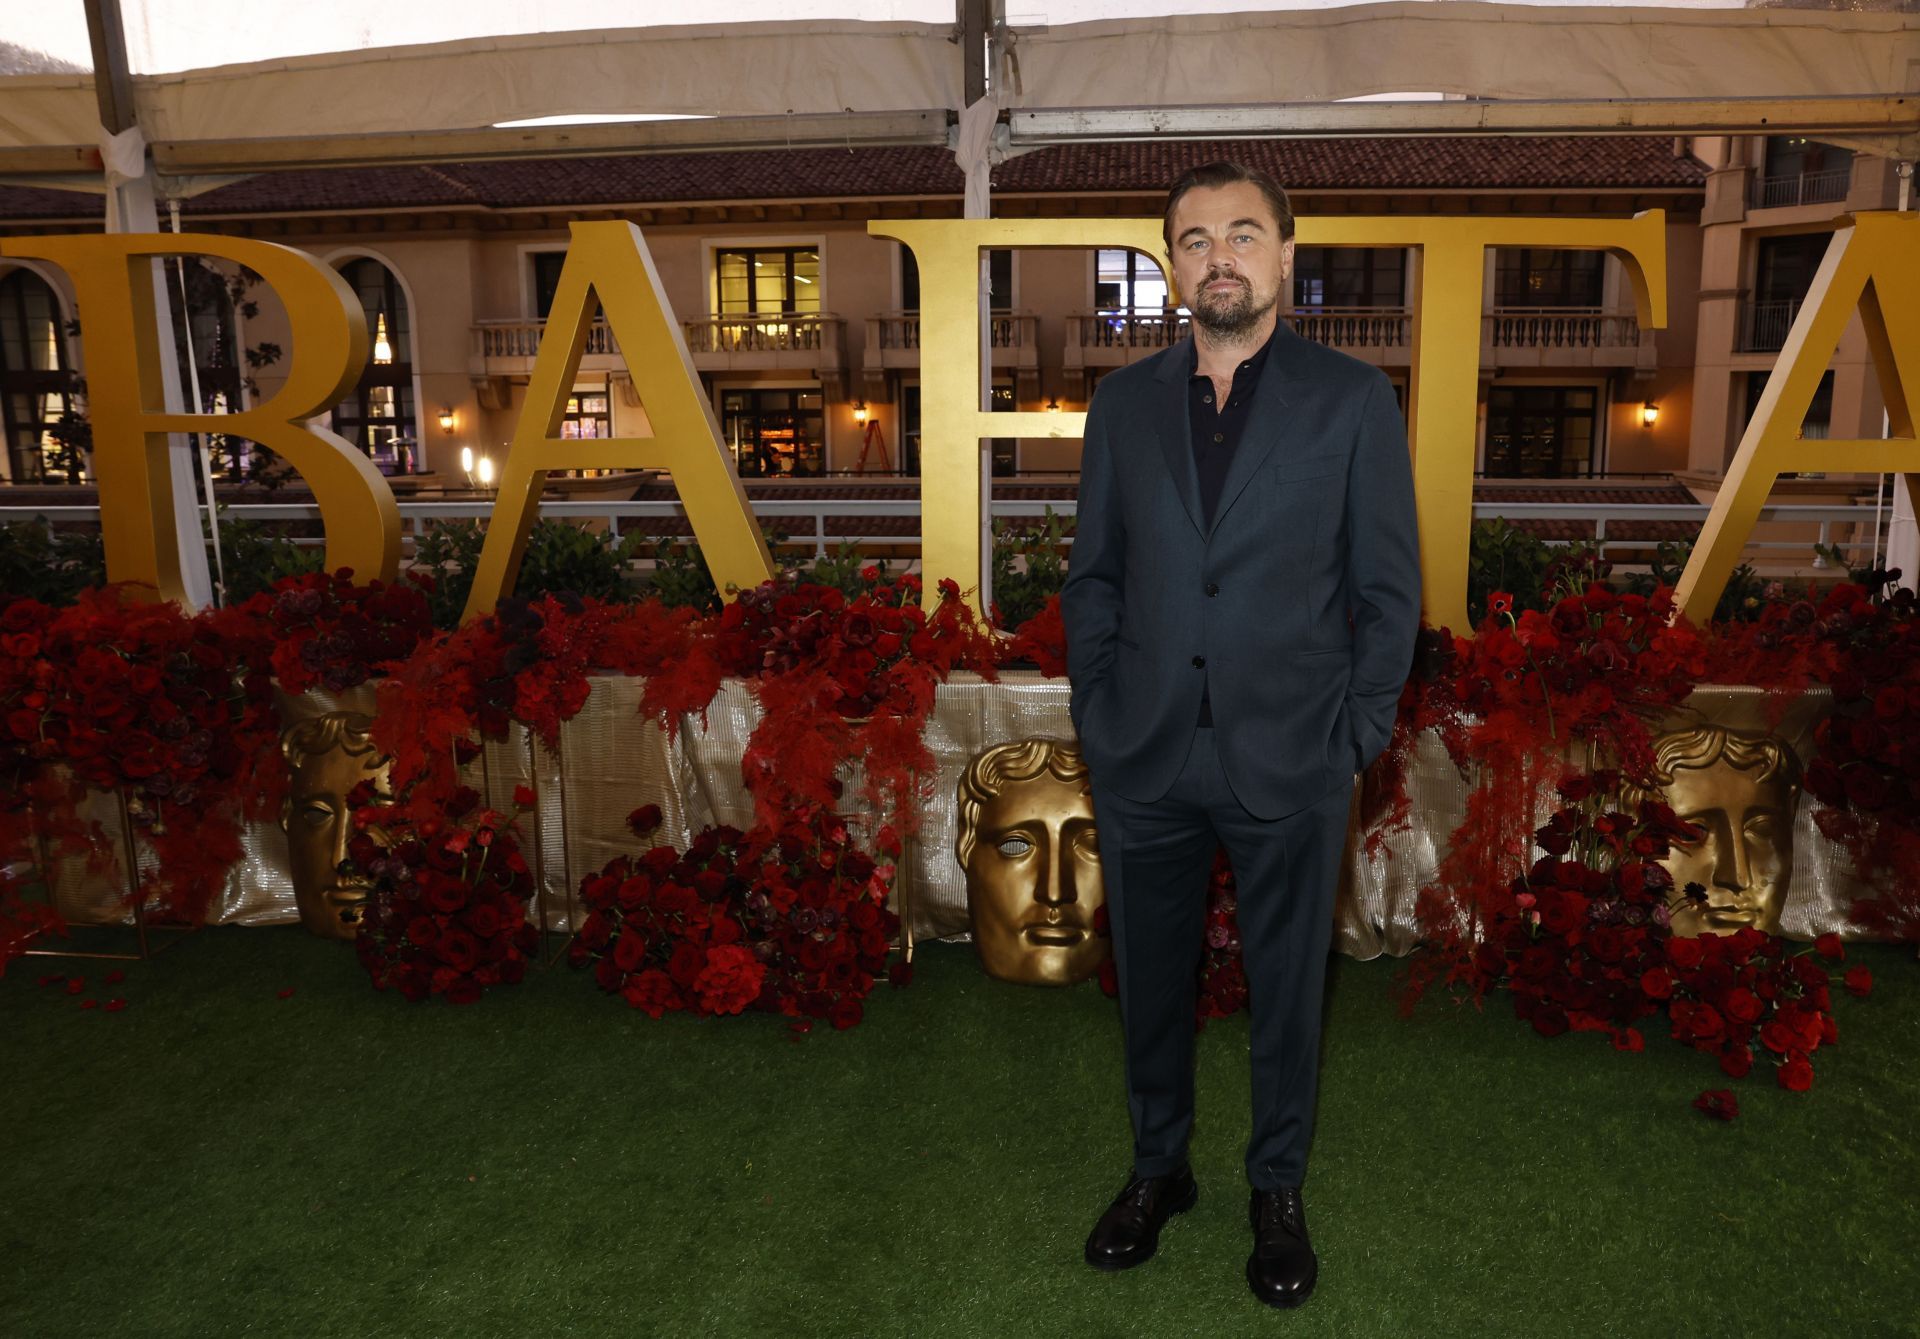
[531,730,579,968]
[20,792,194,962]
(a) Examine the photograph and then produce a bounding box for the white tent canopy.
[1,0,1917,180]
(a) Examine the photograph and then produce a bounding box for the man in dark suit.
[1061,162,1421,1309]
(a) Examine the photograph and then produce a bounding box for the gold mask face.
[956,739,1108,986]
[280,712,389,940]
[1640,726,1802,939]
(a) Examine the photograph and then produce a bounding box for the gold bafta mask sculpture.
[1627,724,1803,938]
[280,712,390,939]
[955,738,1108,986]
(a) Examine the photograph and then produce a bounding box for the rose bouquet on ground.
[1476,771,1872,1110]
[348,783,539,1004]
[571,803,900,1029]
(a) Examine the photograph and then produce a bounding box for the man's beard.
[1191,272,1277,338]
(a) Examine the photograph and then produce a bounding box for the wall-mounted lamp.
[476,455,496,488]
[437,407,456,434]
[1045,397,1061,413]
[372,311,393,365]
[460,445,475,480]
[853,399,869,424]
[1641,402,1660,428]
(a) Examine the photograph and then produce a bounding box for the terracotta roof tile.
[1,136,1704,223]
[993,137,1707,193]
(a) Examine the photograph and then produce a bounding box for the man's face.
[964,773,1108,986]
[1166,180,1294,339]
[1661,760,1798,938]
[284,746,387,940]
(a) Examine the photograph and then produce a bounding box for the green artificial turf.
[3,927,1917,1339]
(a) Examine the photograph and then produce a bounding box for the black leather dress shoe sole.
[1083,1175,1198,1272]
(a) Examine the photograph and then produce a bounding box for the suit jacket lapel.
[1208,321,1311,536]
[1152,336,1204,536]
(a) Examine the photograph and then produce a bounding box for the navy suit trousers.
[1091,725,1354,1191]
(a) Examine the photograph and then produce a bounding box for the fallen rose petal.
[1692,1089,1739,1121]
[276,987,296,1000]
[80,999,99,1011]
[64,978,85,995]
[106,999,127,1013]
[104,969,126,985]
[1844,965,1873,997]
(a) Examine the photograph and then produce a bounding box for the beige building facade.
[0,136,1899,512]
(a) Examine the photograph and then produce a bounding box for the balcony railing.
[474,314,846,363]
[681,313,841,354]
[864,311,1037,363]
[474,318,620,359]
[1485,308,1641,349]
[1292,307,1411,348]
[1738,298,1803,354]
[1071,311,1190,350]
[1750,168,1851,210]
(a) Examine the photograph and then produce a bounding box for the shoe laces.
[1255,1188,1306,1237]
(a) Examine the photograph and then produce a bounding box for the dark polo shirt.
[1187,324,1277,727]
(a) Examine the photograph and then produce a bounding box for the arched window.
[330,257,416,474]
[0,268,79,484]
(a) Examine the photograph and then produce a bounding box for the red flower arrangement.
[249,569,436,695]
[348,783,540,1004]
[1474,772,1870,1107]
[1396,581,1708,1003]
[0,587,281,928]
[570,804,899,1028]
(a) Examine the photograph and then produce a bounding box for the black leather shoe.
[1246,1187,1317,1308]
[1083,1165,1198,1272]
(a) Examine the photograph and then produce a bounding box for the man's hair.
[1618,724,1803,811]
[1162,161,1297,253]
[955,737,1090,866]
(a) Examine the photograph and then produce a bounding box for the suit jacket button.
[1192,655,1206,668]
[1205,582,1219,597]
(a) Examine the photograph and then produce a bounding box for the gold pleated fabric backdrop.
[45,678,1876,954]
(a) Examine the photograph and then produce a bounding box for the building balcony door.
[1484,385,1600,478]
[720,386,824,478]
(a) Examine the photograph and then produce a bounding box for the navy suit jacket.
[1060,321,1422,821]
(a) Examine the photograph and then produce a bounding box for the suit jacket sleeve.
[1345,371,1422,772]
[1061,385,1125,739]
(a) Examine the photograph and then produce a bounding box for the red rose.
[1813,933,1844,961]
[628,804,664,837]
[1666,938,1704,970]
[1719,1047,1753,1079]
[1724,988,1763,1024]
[612,928,650,973]
[1759,1019,1795,1054]
[513,784,537,809]
[1777,1054,1814,1092]
[1692,1089,1739,1122]
[1640,967,1675,1000]
[622,969,680,1019]
[668,942,707,988]
[1844,966,1873,997]
[693,944,765,1016]
[829,996,864,1030]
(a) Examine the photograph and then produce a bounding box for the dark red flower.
[1777,1054,1814,1092]
[1692,1089,1739,1121]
